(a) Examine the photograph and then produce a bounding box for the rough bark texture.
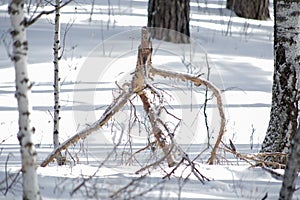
[147,0,190,43]
[226,0,270,20]
[8,1,41,199]
[260,0,300,165]
[279,127,300,200]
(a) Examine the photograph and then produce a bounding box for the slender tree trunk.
[279,127,300,200]
[260,0,300,165]
[226,0,270,20]
[8,1,41,199]
[147,0,190,43]
[53,0,65,165]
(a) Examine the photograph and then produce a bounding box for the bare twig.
[109,175,147,199]
[1,153,22,196]
[24,0,73,27]
[126,142,154,165]
[203,53,211,148]
[71,128,124,196]
[135,143,175,174]
[220,141,287,169]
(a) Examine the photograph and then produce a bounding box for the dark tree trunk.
[260,0,300,166]
[147,0,190,43]
[226,0,270,20]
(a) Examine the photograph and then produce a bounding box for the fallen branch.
[40,88,134,167]
[221,140,287,169]
[149,67,226,165]
[41,27,225,168]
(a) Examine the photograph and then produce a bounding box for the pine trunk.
[147,0,190,43]
[260,0,300,165]
[226,0,270,20]
[8,1,41,199]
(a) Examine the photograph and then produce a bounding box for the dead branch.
[40,88,134,167]
[71,129,124,196]
[109,175,148,199]
[41,27,224,169]
[149,67,226,165]
[0,153,21,196]
[182,153,210,183]
[135,143,175,174]
[221,141,287,169]
[138,91,176,167]
[135,27,176,167]
[125,142,154,165]
[41,27,175,167]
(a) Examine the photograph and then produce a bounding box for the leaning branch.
[149,67,226,165]
[40,88,134,167]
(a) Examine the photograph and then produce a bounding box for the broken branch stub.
[136,27,176,167]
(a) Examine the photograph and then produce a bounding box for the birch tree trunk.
[226,0,270,20]
[279,127,300,200]
[147,0,190,43]
[53,0,60,150]
[53,0,65,165]
[8,0,41,199]
[260,0,300,165]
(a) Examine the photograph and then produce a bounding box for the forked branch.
[41,27,225,167]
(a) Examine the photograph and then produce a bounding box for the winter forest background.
[1,0,300,199]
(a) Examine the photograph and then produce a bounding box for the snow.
[1,0,300,199]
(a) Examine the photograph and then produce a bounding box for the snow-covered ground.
[1,0,299,199]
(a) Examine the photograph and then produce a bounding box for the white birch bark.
[53,0,65,165]
[8,0,41,199]
[260,0,300,164]
[53,0,61,149]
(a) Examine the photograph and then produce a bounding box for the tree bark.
[226,0,270,20]
[8,1,41,199]
[53,0,61,150]
[279,127,300,200]
[260,0,300,166]
[147,0,190,43]
[53,0,66,165]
